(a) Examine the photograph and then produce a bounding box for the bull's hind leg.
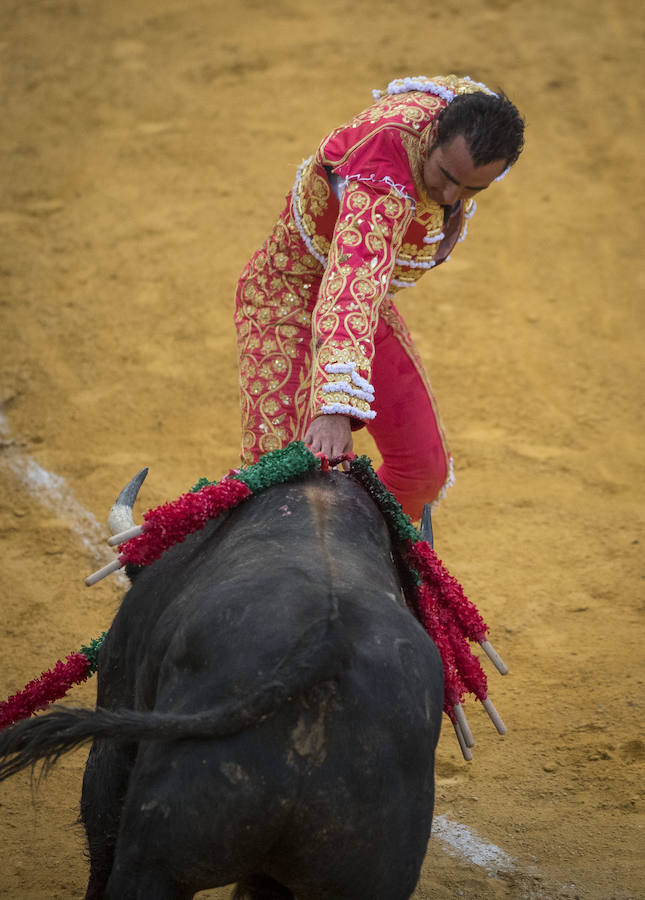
[81,739,135,900]
[232,874,294,900]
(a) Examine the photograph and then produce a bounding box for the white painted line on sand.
[432,814,516,873]
[0,407,127,582]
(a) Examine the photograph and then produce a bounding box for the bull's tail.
[0,676,291,781]
[0,677,292,782]
[0,605,349,782]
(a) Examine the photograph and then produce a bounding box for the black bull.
[0,469,444,900]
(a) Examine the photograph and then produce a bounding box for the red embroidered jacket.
[290,75,491,423]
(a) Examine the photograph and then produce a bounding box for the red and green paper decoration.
[0,442,507,758]
[0,634,105,731]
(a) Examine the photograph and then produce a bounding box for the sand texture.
[0,1,643,897]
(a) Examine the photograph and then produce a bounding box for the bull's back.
[104,470,439,711]
[97,470,443,898]
[152,466,443,784]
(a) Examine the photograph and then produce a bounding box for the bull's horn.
[420,502,434,548]
[107,467,148,536]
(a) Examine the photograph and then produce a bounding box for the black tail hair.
[0,601,348,782]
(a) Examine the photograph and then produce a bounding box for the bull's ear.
[420,503,434,549]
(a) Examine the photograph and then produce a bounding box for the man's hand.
[304,414,353,461]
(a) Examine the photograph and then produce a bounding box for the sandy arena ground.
[1,1,643,897]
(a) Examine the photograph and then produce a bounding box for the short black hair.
[434,91,525,168]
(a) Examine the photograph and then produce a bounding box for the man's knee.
[377,449,452,521]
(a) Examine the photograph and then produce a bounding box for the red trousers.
[235,203,452,520]
[367,313,452,519]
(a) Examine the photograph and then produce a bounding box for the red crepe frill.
[0,653,90,730]
[444,616,488,702]
[408,540,489,718]
[406,540,489,642]
[3,449,499,737]
[118,478,252,568]
[415,582,466,717]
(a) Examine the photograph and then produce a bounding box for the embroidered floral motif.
[292,156,332,268]
[321,93,445,161]
[300,100,476,297]
[310,180,413,420]
[235,208,324,463]
[235,76,485,462]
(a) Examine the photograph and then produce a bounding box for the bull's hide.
[0,469,444,900]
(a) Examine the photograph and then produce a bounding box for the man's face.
[423,133,507,207]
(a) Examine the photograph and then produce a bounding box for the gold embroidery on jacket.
[309,181,413,418]
[236,79,482,459]
[319,93,444,166]
[235,209,324,463]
